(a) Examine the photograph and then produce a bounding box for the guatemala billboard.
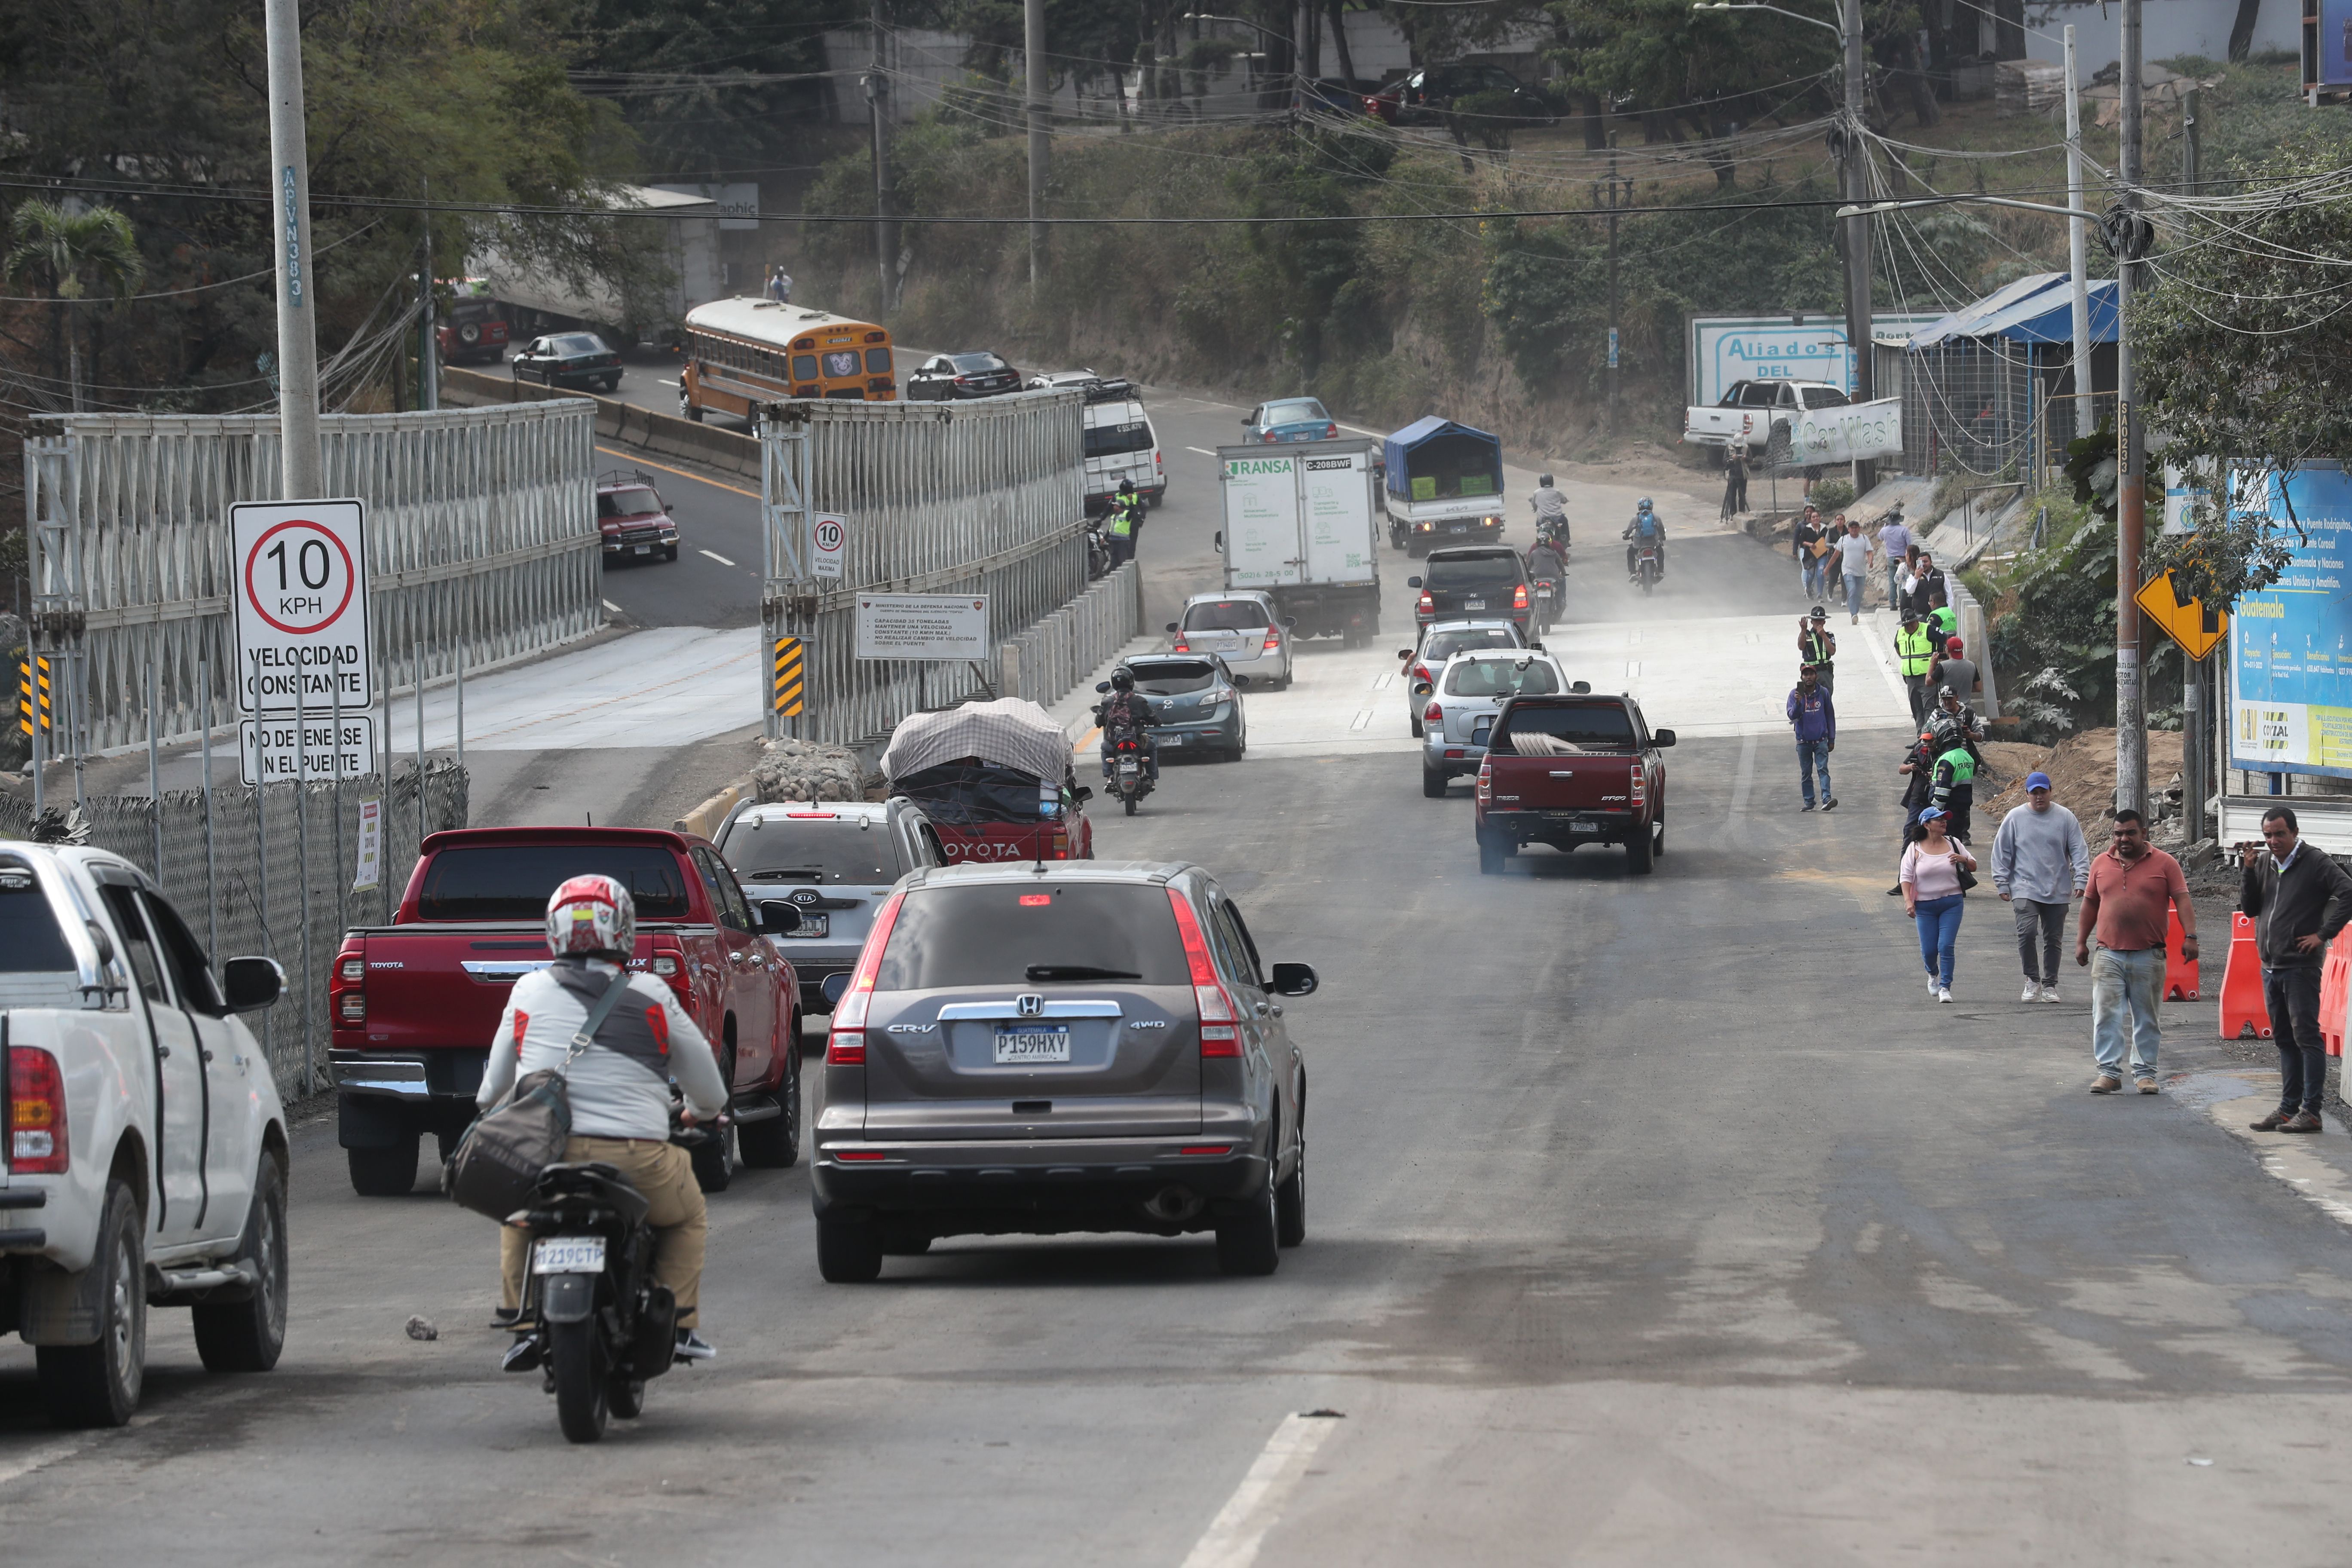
[2229,464,2352,777]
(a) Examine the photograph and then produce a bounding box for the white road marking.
[657,378,678,387]
[601,599,622,615]
[1628,629,1642,644]
[1627,662,1642,678]
[1186,446,1217,456]
[1179,1412,1341,1568]
[1348,709,1372,732]
[1369,673,1394,690]
[699,549,737,567]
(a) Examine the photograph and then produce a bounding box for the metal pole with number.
[262,0,322,496]
[414,637,426,851]
[147,658,162,876]
[199,651,217,967]
[294,665,311,1094]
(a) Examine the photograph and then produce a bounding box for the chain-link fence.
[0,762,466,1095]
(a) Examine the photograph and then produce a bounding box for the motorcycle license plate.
[533,1236,606,1274]
[782,914,828,938]
[1464,599,1486,610]
[1119,758,1140,774]
[995,1025,1071,1064]
[634,545,652,555]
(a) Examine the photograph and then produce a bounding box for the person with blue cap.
[1991,769,2090,1003]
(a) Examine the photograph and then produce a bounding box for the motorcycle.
[1093,703,1158,815]
[1531,576,1559,633]
[1083,518,1114,580]
[509,1124,706,1442]
[1633,540,1662,597]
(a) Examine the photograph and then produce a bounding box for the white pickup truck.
[1683,379,1853,456]
[2,843,291,1427]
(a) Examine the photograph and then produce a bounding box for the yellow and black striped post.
[17,656,51,738]
[772,637,804,717]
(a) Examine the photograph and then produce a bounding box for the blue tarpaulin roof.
[1383,416,1501,477]
[1907,271,2119,349]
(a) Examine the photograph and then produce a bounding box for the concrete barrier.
[674,778,753,841]
[441,365,761,478]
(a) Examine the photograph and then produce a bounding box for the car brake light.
[1513,584,1528,609]
[1324,423,1337,438]
[9,1044,67,1174]
[331,937,365,1026]
[835,1149,887,1162]
[1413,665,1431,684]
[1173,640,1190,653]
[1165,890,1241,1058]
[1052,826,1070,860]
[828,889,906,1065]
[1424,701,1443,722]
[1262,628,1280,650]
[1155,450,1164,471]
[1417,592,1433,613]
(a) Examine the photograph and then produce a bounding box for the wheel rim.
[107,1219,138,1393]
[257,1188,287,1342]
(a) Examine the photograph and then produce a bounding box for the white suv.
[2,845,291,1427]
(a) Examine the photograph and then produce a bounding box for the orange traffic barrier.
[2219,911,2274,1041]
[2324,928,2352,1058]
[2164,900,2201,1001]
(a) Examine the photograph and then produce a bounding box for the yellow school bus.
[677,299,897,421]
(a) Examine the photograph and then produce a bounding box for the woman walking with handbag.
[1902,805,1977,1003]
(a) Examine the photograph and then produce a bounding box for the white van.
[1029,371,1164,514]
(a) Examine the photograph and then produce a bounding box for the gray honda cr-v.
[811,860,1318,1279]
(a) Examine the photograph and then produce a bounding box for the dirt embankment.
[1977,727,2187,852]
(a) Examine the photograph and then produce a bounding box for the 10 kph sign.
[231,499,373,714]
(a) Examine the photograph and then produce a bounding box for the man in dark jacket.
[1786,663,1836,811]
[2240,805,2352,1133]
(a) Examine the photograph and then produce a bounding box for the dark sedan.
[511,332,621,392]
[906,351,1021,401]
[1366,64,1555,127]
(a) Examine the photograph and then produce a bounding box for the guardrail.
[440,365,760,478]
[997,563,1142,712]
[22,402,599,756]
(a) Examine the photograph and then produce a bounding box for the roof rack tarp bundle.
[880,697,1072,786]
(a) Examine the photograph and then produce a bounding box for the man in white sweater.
[1991,770,2092,1002]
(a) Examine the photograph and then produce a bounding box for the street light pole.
[1025,0,1049,288]
[2116,0,2147,822]
[2064,24,2092,446]
[262,0,322,497]
[1840,0,1876,493]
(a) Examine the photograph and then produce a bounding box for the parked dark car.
[1409,546,1531,637]
[511,332,621,392]
[1366,64,1555,127]
[1295,75,1384,114]
[906,351,1021,401]
[596,470,679,564]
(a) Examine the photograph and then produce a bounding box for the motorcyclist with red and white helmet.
[481,874,729,1366]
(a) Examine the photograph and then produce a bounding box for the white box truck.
[1216,438,1382,647]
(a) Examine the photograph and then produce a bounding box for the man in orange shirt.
[2076,809,2197,1094]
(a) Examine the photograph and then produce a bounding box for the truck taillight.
[829,891,906,1065]
[1417,592,1433,614]
[1476,759,1492,800]
[1513,584,1528,609]
[9,1045,67,1174]
[330,937,364,1029]
[1052,826,1071,859]
[1166,891,1241,1057]
[649,944,693,1007]
[1630,767,1646,801]
[650,955,680,976]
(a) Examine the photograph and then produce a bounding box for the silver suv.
[715,797,949,1015]
[811,861,1317,1279]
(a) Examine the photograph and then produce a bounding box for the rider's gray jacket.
[480,956,726,1140]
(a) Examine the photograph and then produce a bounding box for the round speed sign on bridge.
[230,498,374,714]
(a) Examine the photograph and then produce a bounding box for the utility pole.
[416,180,437,412]
[1840,0,1877,493]
[2063,24,2092,447]
[263,0,322,496]
[2115,0,2148,821]
[1025,0,1048,287]
[1605,135,1621,433]
[866,0,895,312]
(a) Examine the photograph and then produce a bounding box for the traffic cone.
[2324,929,2352,1058]
[2218,911,2273,1041]
[2163,900,2201,1001]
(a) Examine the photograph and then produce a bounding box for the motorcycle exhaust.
[1140,1184,1203,1222]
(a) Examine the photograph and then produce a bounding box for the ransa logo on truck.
[1225,459,1294,478]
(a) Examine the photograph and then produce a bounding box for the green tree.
[2138,137,2352,607]
[4,201,146,411]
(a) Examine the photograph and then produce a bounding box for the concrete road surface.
[13,535,2352,1563]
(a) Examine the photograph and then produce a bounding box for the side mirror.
[756,900,802,934]
[1528,642,1544,652]
[1396,649,1412,661]
[1095,680,1112,693]
[1283,617,1298,629]
[821,972,852,1006]
[1073,786,1093,803]
[1406,576,1422,588]
[1411,680,1433,698]
[1270,962,1320,997]
[1571,680,1592,695]
[1654,729,1677,747]
[1472,720,1493,747]
[222,956,285,1013]
[1213,531,1222,550]
[1164,622,1179,634]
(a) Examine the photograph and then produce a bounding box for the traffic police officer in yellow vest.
[1896,609,1936,723]
[1106,479,1143,568]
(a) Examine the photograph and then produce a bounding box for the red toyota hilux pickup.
[1472,693,1674,876]
[327,827,803,1197]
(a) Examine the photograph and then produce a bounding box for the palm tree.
[5,201,146,412]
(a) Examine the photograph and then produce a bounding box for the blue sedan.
[1242,397,1339,444]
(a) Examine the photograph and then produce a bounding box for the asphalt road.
[12,534,2352,1561]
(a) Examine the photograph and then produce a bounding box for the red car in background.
[436,281,510,366]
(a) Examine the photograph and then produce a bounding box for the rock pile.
[751,737,867,804]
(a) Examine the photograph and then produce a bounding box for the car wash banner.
[2229,464,2352,777]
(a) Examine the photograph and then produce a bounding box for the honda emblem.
[1016,992,1045,1017]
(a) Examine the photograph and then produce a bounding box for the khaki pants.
[499,1136,708,1327]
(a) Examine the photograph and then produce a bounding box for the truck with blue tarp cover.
[1381,418,1507,556]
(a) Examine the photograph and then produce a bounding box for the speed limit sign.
[231,499,374,714]
[810,513,847,580]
